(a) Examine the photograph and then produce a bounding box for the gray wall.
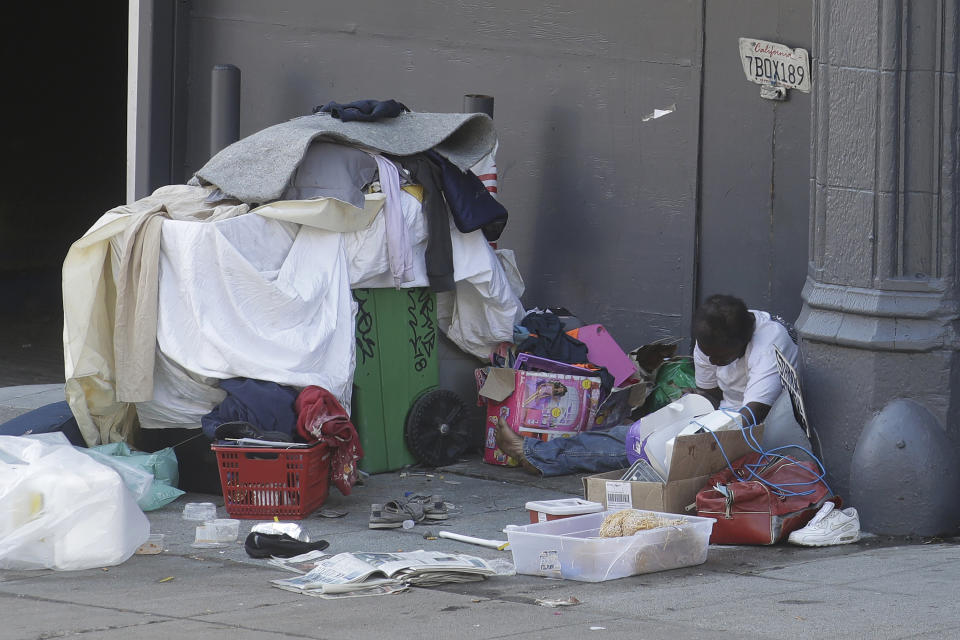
[699,1,812,322]
[159,0,812,350]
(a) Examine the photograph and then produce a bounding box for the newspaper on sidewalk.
[270,550,498,597]
[266,549,331,574]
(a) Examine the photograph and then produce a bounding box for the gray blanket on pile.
[194,111,496,204]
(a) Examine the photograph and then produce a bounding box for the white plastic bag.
[0,433,150,570]
[625,395,715,476]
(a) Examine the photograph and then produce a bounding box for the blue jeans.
[523,425,630,477]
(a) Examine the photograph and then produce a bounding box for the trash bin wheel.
[404,389,470,467]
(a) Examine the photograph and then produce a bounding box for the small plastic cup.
[182,502,217,521]
[192,519,240,548]
[210,518,240,542]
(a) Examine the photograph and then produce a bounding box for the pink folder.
[567,324,637,387]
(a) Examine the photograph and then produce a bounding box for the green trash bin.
[351,287,438,473]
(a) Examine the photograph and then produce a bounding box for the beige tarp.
[62,185,249,445]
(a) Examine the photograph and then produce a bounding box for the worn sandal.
[369,499,425,529]
[409,494,449,520]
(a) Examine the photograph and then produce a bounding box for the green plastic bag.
[642,356,696,414]
[81,443,185,511]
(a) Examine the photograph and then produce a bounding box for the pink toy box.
[476,367,603,466]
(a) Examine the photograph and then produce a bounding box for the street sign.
[738,38,811,93]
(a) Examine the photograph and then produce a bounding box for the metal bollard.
[210,64,241,156]
[463,94,494,118]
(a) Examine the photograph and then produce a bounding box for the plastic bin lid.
[524,498,605,515]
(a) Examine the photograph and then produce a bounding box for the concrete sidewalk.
[1,386,958,639]
[0,384,65,423]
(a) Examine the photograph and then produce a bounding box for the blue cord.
[693,407,833,498]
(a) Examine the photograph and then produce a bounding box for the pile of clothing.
[62,107,526,488]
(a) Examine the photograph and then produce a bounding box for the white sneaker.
[788,501,860,546]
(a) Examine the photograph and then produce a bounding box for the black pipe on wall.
[210,64,241,156]
[463,94,494,119]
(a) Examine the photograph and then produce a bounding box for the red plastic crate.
[211,442,330,519]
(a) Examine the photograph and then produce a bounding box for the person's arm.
[679,389,765,423]
[690,343,722,408]
[739,401,770,426]
[681,385,722,409]
[738,323,794,426]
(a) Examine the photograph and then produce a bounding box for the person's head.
[692,294,755,366]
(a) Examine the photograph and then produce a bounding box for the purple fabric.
[625,419,645,465]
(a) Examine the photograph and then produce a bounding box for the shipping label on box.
[478,367,602,466]
[582,426,763,514]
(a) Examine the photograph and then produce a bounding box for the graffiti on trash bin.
[354,290,376,365]
[406,289,436,372]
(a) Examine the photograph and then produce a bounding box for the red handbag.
[696,451,837,545]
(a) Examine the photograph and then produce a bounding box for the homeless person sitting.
[494,294,799,476]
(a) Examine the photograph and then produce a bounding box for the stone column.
[797,0,960,534]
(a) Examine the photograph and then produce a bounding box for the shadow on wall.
[524,103,606,319]
[0,269,62,319]
[0,268,65,386]
[3,2,126,275]
[2,0,125,387]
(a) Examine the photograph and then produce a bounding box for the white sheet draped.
[156,213,358,410]
[64,184,524,442]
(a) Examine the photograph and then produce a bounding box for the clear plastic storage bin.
[504,509,715,582]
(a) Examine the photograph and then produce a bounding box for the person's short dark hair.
[693,294,754,351]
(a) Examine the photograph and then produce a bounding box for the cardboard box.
[582,426,763,514]
[508,353,644,430]
[477,367,602,466]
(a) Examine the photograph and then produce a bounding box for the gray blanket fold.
[195,111,496,204]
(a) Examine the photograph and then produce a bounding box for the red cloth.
[295,386,363,496]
